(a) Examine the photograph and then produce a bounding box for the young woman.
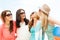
[16,9,30,40]
[29,4,60,40]
[29,12,41,40]
[37,4,60,40]
[0,10,16,40]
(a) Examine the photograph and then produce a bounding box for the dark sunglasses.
[20,12,25,14]
[6,14,12,16]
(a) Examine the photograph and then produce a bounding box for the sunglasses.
[20,12,25,14]
[6,14,12,16]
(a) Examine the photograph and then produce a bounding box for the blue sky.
[0,0,60,24]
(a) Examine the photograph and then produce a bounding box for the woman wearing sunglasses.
[16,9,30,40]
[0,10,16,40]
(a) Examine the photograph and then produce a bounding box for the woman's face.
[38,10,42,16]
[5,11,12,21]
[20,13,26,20]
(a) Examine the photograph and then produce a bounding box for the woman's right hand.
[36,12,40,18]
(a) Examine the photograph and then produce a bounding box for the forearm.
[48,17,60,26]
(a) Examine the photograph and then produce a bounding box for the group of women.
[0,4,60,40]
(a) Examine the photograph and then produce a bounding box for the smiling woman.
[0,10,16,40]
[16,9,30,40]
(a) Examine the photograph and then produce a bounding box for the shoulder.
[12,21,17,32]
[48,17,55,26]
[48,21,54,26]
[13,21,16,24]
[13,21,16,26]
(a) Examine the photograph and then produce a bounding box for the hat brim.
[40,8,49,15]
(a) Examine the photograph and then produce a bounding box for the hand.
[36,12,40,18]
[30,18,33,22]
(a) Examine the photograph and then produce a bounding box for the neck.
[21,19,24,23]
[5,20,10,24]
[5,20,10,27]
[33,19,37,27]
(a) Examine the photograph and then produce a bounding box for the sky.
[0,0,60,25]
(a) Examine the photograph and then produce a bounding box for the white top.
[16,22,31,40]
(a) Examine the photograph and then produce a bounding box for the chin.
[9,19,13,21]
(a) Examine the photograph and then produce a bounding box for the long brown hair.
[1,10,13,33]
[29,12,39,31]
[16,9,29,28]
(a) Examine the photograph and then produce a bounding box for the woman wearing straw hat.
[37,4,60,40]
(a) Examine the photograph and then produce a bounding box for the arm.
[0,26,2,40]
[48,16,60,26]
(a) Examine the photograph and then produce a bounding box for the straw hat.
[40,4,50,15]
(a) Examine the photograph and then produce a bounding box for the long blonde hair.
[41,11,48,31]
[29,12,40,31]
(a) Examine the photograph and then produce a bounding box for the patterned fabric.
[46,24,54,40]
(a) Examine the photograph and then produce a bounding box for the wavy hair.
[16,9,29,28]
[1,10,13,33]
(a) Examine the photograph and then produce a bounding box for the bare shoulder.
[48,17,54,26]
